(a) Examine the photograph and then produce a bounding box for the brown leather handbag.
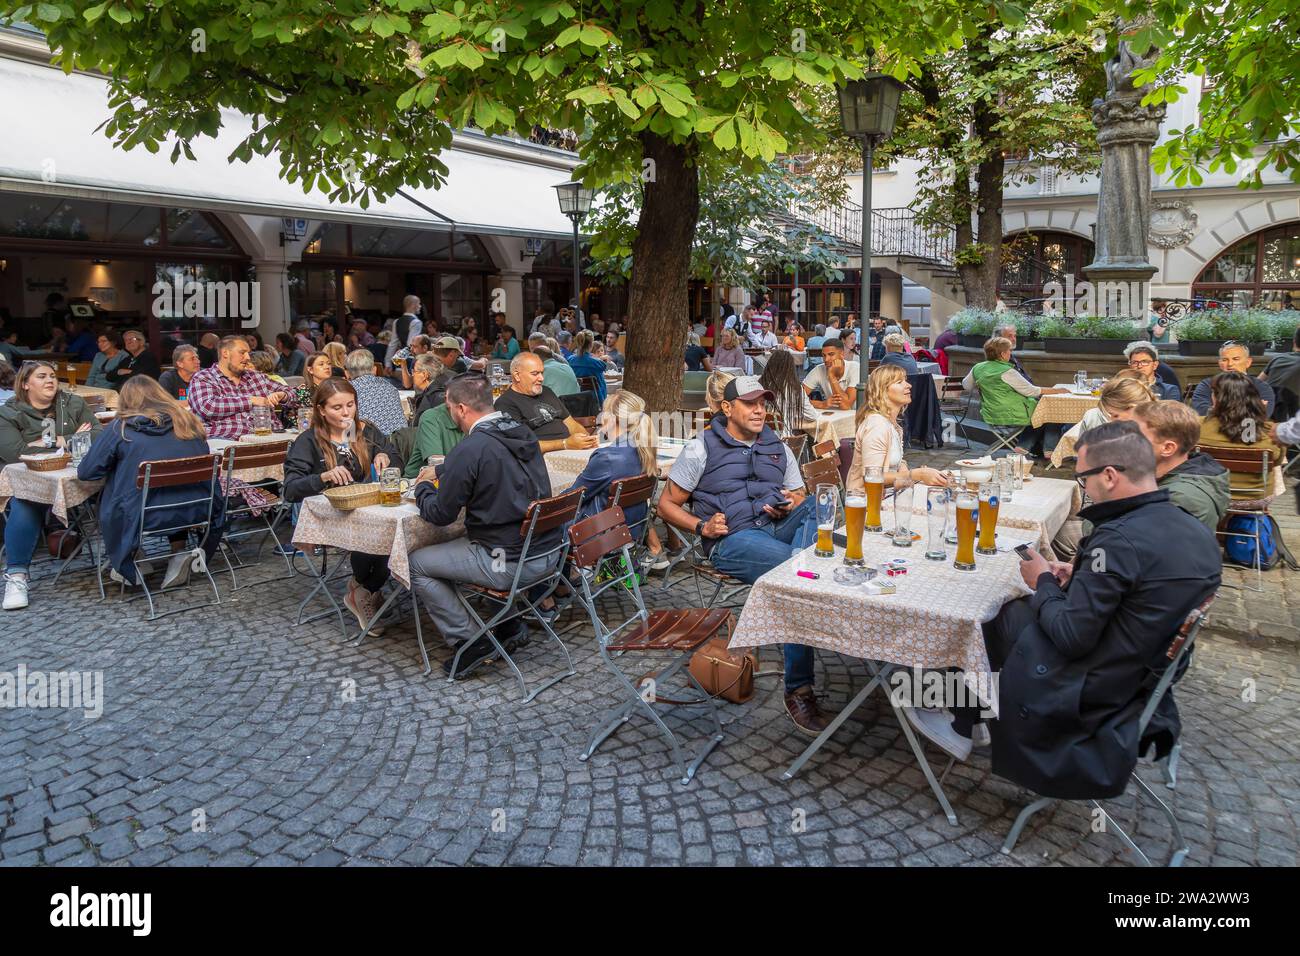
[688,637,756,704]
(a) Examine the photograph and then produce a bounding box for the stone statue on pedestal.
[1083,33,1166,308]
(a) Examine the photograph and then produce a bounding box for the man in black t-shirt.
[493,352,598,453]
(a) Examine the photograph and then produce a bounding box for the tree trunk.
[956,103,1006,309]
[623,133,699,412]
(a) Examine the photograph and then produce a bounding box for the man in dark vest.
[384,294,424,368]
[657,376,827,735]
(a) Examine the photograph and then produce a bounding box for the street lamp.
[554,180,595,321]
[837,72,905,409]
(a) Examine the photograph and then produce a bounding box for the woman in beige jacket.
[846,365,950,494]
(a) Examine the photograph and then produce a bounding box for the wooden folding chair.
[802,455,842,495]
[811,438,838,460]
[443,487,583,701]
[218,440,294,589]
[1203,445,1275,592]
[938,376,972,449]
[783,434,808,464]
[577,375,601,395]
[1001,594,1216,867]
[120,454,230,620]
[569,506,732,786]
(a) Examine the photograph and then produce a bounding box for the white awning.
[0,54,577,238]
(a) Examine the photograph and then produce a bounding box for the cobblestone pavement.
[1,446,1297,867]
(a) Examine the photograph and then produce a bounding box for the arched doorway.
[1191,221,1300,311]
[999,230,1095,304]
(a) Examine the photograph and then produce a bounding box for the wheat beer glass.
[844,494,866,566]
[892,462,914,548]
[976,481,1000,554]
[953,490,979,571]
[925,486,948,561]
[814,483,838,557]
[863,465,884,532]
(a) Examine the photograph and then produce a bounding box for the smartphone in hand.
[1013,543,1035,561]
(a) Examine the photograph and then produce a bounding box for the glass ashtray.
[832,566,877,587]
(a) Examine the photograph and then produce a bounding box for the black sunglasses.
[1075,463,1127,487]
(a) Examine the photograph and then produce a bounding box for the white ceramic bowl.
[956,460,995,484]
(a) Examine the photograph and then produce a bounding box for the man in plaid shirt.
[188,334,298,440]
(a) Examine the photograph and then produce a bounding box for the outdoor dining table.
[290,493,467,667]
[729,511,1043,825]
[207,431,298,482]
[70,385,119,409]
[0,461,107,593]
[544,438,690,492]
[809,408,857,443]
[1030,384,1099,428]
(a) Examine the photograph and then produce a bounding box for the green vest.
[971,360,1036,426]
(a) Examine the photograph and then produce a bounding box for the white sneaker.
[644,550,672,572]
[2,573,29,610]
[902,706,972,762]
[344,580,386,636]
[162,552,193,590]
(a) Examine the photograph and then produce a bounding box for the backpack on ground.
[1222,514,1294,570]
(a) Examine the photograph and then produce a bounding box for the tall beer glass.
[863,465,884,532]
[814,483,838,558]
[944,468,963,543]
[892,462,914,548]
[844,494,866,566]
[976,481,1000,555]
[925,487,948,561]
[953,490,978,571]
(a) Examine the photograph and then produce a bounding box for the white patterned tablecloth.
[729,524,1042,713]
[291,494,465,589]
[1030,385,1098,427]
[544,441,687,493]
[0,462,103,523]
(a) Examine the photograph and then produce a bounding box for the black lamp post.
[837,73,904,409]
[553,181,595,321]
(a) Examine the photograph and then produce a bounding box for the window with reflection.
[1193,222,1300,309]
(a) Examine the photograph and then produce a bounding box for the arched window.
[1192,222,1300,311]
[999,230,1095,303]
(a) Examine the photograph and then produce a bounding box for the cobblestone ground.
[1,446,1297,867]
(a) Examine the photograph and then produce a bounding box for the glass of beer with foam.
[814,483,838,558]
[844,493,866,565]
[953,490,979,571]
[863,465,884,532]
[976,481,1000,555]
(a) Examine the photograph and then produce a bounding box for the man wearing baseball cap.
[657,375,829,735]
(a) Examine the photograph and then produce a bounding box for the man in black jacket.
[112,329,162,390]
[407,374,559,674]
[931,422,1221,797]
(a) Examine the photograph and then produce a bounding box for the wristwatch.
[695,518,706,537]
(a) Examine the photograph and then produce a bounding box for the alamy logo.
[0,665,102,719]
[50,886,151,936]
[152,277,260,328]
[1042,276,1148,318]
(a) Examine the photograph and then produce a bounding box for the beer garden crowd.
[0,290,1296,848]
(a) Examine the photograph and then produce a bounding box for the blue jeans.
[3,498,51,575]
[709,498,819,692]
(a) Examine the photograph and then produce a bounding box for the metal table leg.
[295,547,348,637]
[782,669,887,780]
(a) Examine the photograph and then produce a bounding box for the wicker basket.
[323,482,382,511]
[21,453,73,472]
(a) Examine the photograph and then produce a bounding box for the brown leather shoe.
[784,685,830,736]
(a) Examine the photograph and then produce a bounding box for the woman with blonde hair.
[74,375,221,594]
[846,364,949,493]
[1077,376,1153,435]
[704,368,735,414]
[712,326,752,374]
[568,389,658,530]
[322,340,348,377]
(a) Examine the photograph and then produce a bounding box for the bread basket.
[323,482,381,511]
[21,452,73,472]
